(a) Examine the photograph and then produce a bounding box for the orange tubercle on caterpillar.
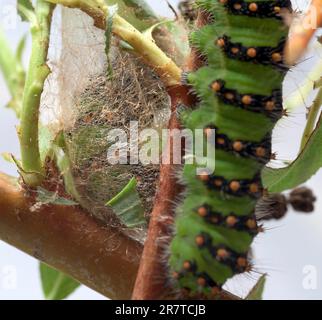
[211,81,222,92]
[247,48,257,58]
[233,141,244,152]
[225,92,235,100]
[195,235,206,246]
[183,261,192,271]
[249,182,260,194]
[226,215,238,227]
[217,137,226,145]
[217,37,226,47]
[229,180,241,192]
[214,178,224,187]
[248,3,258,12]
[233,3,242,10]
[242,95,252,105]
[198,171,210,182]
[231,47,240,55]
[265,100,276,111]
[272,52,282,63]
[255,147,267,158]
[217,248,230,260]
[197,277,207,287]
[198,206,208,217]
[246,218,257,230]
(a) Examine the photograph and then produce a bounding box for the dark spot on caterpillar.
[206,125,272,163]
[215,35,288,70]
[222,0,292,19]
[183,260,197,272]
[201,174,263,198]
[195,273,221,289]
[210,79,284,120]
[195,232,212,247]
[174,268,222,293]
[196,204,262,235]
[212,246,250,273]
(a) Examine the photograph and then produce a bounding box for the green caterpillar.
[169,0,292,297]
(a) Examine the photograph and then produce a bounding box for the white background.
[0,0,322,300]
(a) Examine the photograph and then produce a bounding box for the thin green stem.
[19,1,55,187]
[300,88,322,151]
[112,14,181,86]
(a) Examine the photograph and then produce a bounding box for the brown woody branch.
[132,85,195,300]
[0,173,142,300]
[132,11,232,300]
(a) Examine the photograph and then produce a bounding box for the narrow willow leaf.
[52,134,83,203]
[246,274,266,300]
[40,263,80,300]
[106,0,158,31]
[39,125,55,163]
[0,29,26,117]
[15,34,27,63]
[17,0,36,23]
[1,153,14,163]
[262,113,322,192]
[36,187,78,206]
[106,177,146,228]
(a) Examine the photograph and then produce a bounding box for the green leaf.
[40,263,80,300]
[0,29,26,117]
[1,153,15,164]
[52,133,83,203]
[107,177,146,228]
[246,274,266,300]
[17,0,36,24]
[36,187,78,206]
[39,125,55,163]
[106,0,158,31]
[16,34,28,63]
[262,112,322,192]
